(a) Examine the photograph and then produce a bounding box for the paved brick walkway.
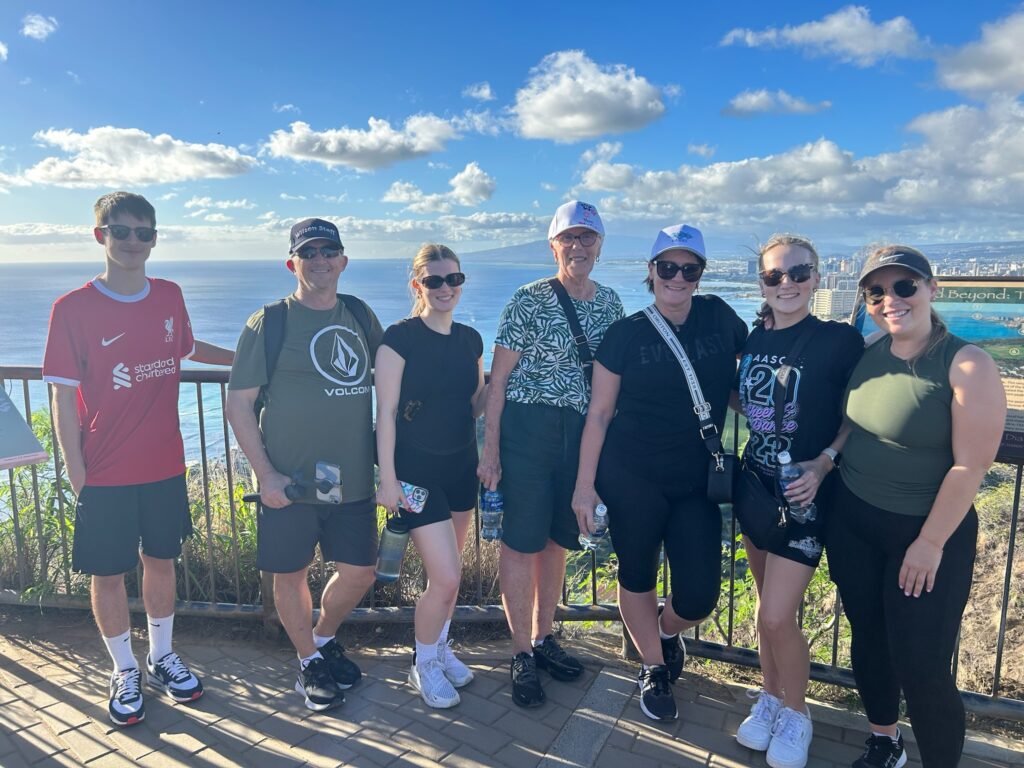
[1,611,1021,767]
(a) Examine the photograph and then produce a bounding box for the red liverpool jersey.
[43,278,196,486]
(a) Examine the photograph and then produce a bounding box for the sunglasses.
[295,245,343,260]
[862,278,922,305]
[652,260,704,282]
[760,263,815,287]
[419,272,466,290]
[100,225,157,243]
[554,232,599,247]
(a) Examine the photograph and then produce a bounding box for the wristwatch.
[821,447,840,466]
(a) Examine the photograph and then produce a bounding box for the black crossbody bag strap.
[547,278,594,384]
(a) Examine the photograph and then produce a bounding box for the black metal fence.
[1,365,1021,720]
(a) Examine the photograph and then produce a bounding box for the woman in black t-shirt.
[572,224,747,723]
[375,244,486,710]
[732,235,862,765]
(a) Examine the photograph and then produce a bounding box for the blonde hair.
[754,233,820,327]
[410,243,461,316]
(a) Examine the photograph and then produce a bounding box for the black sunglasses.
[863,278,921,305]
[419,272,466,289]
[653,260,704,282]
[760,263,815,287]
[100,224,157,243]
[295,245,343,260]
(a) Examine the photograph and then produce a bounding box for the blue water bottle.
[480,487,503,542]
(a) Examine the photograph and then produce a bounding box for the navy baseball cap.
[289,218,343,253]
[858,246,933,285]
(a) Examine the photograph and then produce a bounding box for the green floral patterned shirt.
[495,278,624,414]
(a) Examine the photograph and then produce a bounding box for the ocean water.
[0,256,762,459]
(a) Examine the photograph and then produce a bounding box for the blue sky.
[1,2,1023,261]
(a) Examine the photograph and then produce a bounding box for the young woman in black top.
[733,234,863,768]
[375,244,486,709]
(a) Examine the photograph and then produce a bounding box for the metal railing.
[1,365,1021,720]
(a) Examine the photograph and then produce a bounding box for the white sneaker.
[766,707,813,768]
[736,689,782,750]
[409,659,460,708]
[438,639,474,687]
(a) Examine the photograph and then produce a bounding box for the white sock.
[313,633,333,649]
[872,728,900,743]
[415,639,438,666]
[103,630,137,672]
[438,620,451,645]
[147,614,174,662]
[299,651,323,670]
[658,615,676,640]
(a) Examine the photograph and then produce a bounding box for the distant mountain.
[463,235,653,263]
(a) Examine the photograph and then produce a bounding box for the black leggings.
[827,478,977,768]
[597,453,723,621]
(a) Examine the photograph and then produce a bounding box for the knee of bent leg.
[428,565,462,603]
[671,587,718,623]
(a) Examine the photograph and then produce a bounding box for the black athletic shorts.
[72,473,193,577]
[394,441,478,530]
[741,470,831,568]
[256,496,377,573]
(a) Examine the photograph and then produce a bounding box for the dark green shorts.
[499,401,585,554]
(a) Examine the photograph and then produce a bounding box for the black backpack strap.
[337,293,378,359]
[254,299,288,418]
[546,278,593,383]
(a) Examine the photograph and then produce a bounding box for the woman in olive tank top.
[827,246,1006,768]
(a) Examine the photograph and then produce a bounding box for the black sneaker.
[319,638,361,689]
[146,652,204,703]
[108,667,145,727]
[637,665,677,721]
[294,657,345,712]
[510,652,545,708]
[853,733,908,768]
[657,605,686,683]
[532,634,583,681]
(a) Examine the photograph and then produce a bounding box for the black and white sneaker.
[532,634,583,681]
[146,652,203,703]
[319,639,361,689]
[108,667,145,727]
[657,605,686,683]
[637,665,677,721]
[510,652,545,708]
[853,733,908,768]
[295,657,345,712]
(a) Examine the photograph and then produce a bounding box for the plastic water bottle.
[480,487,503,541]
[578,503,609,550]
[375,516,410,582]
[777,451,817,523]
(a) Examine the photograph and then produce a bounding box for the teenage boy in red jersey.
[43,192,233,727]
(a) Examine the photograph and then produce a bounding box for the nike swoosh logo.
[101,333,126,347]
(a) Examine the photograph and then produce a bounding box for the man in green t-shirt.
[226,218,383,712]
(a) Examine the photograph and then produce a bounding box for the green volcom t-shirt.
[229,295,384,503]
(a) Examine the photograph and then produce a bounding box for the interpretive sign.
[0,386,48,470]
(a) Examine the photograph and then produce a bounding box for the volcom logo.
[310,325,369,391]
[164,317,174,342]
[112,363,132,390]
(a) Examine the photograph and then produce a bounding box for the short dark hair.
[93,192,156,228]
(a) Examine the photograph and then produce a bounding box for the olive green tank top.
[841,333,969,517]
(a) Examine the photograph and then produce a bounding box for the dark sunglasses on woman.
[759,263,815,287]
[99,225,157,243]
[419,272,466,289]
[295,245,343,260]
[862,278,922,305]
[652,260,704,282]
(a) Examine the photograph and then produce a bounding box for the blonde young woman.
[375,244,486,709]
[732,235,863,768]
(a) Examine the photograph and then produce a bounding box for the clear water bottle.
[578,503,609,550]
[777,451,817,523]
[480,487,503,542]
[375,516,410,582]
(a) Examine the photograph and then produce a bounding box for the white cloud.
[21,14,58,41]
[266,115,460,171]
[257,211,277,221]
[184,196,256,210]
[723,89,832,116]
[279,192,306,201]
[463,82,495,101]
[273,103,300,114]
[22,126,257,188]
[427,161,450,170]
[0,42,8,62]
[316,193,348,203]
[0,171,31,194]
[67,70,80,84]
[938,12,1024,98]
[540,182,557,191]
[185,208,208,218]
[204,213,232,222]
[688,143,716,158]
[513,50,666,142]
[157,192,178,201]
[19,77,31,86]
[721,6,925,67]
[382,161,496,213]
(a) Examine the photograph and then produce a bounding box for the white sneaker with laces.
[766,706,813,768]
[146,651,204,703]
[409,659,460,708]
[108,667,146,727]
[736,689,782,750]
[437,639,474,687]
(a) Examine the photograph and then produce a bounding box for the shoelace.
[114,668,142,702]
[305,659,334,688]
[512,655,540,684]
[156,652,191,683]
[419,660,456,696]
[747,690,777,723]
[771,709,804,744]
[438,640,459,666]
[863,735,899,765]
[539,637,571,662]
[643,667,671,696]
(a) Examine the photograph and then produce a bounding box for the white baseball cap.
[548,200,605,240]
[650,224,706,263]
